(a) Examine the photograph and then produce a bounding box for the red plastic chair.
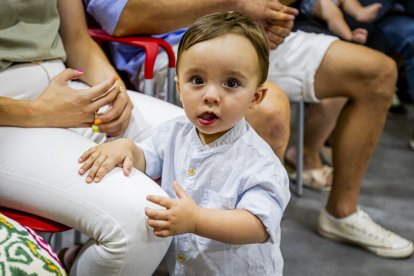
[88,29,176,103]
[0,206,70,249]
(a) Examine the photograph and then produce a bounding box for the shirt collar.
[191,118,248,149]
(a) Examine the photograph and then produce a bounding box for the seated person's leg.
[0,61,172,275]
[270,31,412,258]
[0,127,171,275]
[314,40,395,216]
[246,80,290,159]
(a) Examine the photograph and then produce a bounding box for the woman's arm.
[57,0,133,136]
[0,69,117,127]
[57,0,118,87]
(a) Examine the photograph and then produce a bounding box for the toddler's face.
[176,33,265,144]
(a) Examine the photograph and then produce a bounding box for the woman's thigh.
[0,127,171,275]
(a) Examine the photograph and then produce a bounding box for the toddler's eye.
[191,76,204,85]
[225,79,240,88]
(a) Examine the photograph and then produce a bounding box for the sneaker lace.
[349,211,393,242]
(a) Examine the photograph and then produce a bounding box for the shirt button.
[187,168,196,176]
[177,254,186,262]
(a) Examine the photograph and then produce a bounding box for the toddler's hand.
[78,138,135,183]
[145,182,200,237]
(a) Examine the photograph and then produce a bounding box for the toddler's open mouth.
[198,112,218,126]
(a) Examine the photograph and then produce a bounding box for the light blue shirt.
[84,0,186,86]
[140,116,290,275]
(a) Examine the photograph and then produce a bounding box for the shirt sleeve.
[236,161,290,243]
[84,0,128,34]
[139,134,163,179]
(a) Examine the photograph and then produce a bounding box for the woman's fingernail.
[92,124,100,133]
[79,169,84,174]
[87,177,92,182]
[75,69,84,73]
[94,119,102,125]
[106,134,112,139]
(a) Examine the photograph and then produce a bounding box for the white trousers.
[0,60,184,275]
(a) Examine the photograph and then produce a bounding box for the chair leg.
[167,68,176,104]
[144,78,154,97]
[296,99,304,196]
[74,230,82,245]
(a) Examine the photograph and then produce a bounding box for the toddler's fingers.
[78,147,96,163]
[86,154,107,183]
[153,229,172,238]
[145,208,169,220]
[146,195,173,208]
[147,219,169,230]
[173,182,187,199]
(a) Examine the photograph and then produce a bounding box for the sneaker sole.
[317,225,414,259]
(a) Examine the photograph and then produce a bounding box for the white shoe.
[317,208,414,258]
[409,139,414,151]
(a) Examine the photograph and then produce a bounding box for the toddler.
[78,12,290,275]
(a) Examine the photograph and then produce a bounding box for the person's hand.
[33,69,120,128]
[235,0,298,21]
[145,182,200,237]
[93,79,133,137]
[78,138,136,183]
[262,19,294,49]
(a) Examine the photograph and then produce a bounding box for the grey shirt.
[0,0,66,71]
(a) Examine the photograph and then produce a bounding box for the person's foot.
[317,208,414,258]
[409,130,414,151]
[355,3,382,23]
[285,147,333,191]
[351,28,368,44]
[388,94,407,118]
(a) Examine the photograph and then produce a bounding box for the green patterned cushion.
[0,213,66,276]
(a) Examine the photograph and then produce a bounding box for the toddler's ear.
[175,76,182,100]
[250,85,267,109]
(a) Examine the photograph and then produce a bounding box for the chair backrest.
[88,28,177,103]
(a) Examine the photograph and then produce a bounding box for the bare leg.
[314,0,354,41]
[246,80,290,160]
[351,28,368,44]
[285,98,346,188]
[341,0,382,23]
[314,41,396,218]
[301,98,346,168]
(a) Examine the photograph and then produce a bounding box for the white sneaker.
[409,139,414,151]
[317,208,414,258]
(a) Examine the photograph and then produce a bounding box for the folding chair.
[293,98,304,197]
[88,29,176,104]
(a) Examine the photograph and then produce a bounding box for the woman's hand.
[93,80,133,137]
[78,138,137,183]
[33,69,120,128]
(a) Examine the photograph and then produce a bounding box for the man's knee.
[366,54,397,103]
[246,82,291,158]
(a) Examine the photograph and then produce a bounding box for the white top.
[140,116,290,275]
